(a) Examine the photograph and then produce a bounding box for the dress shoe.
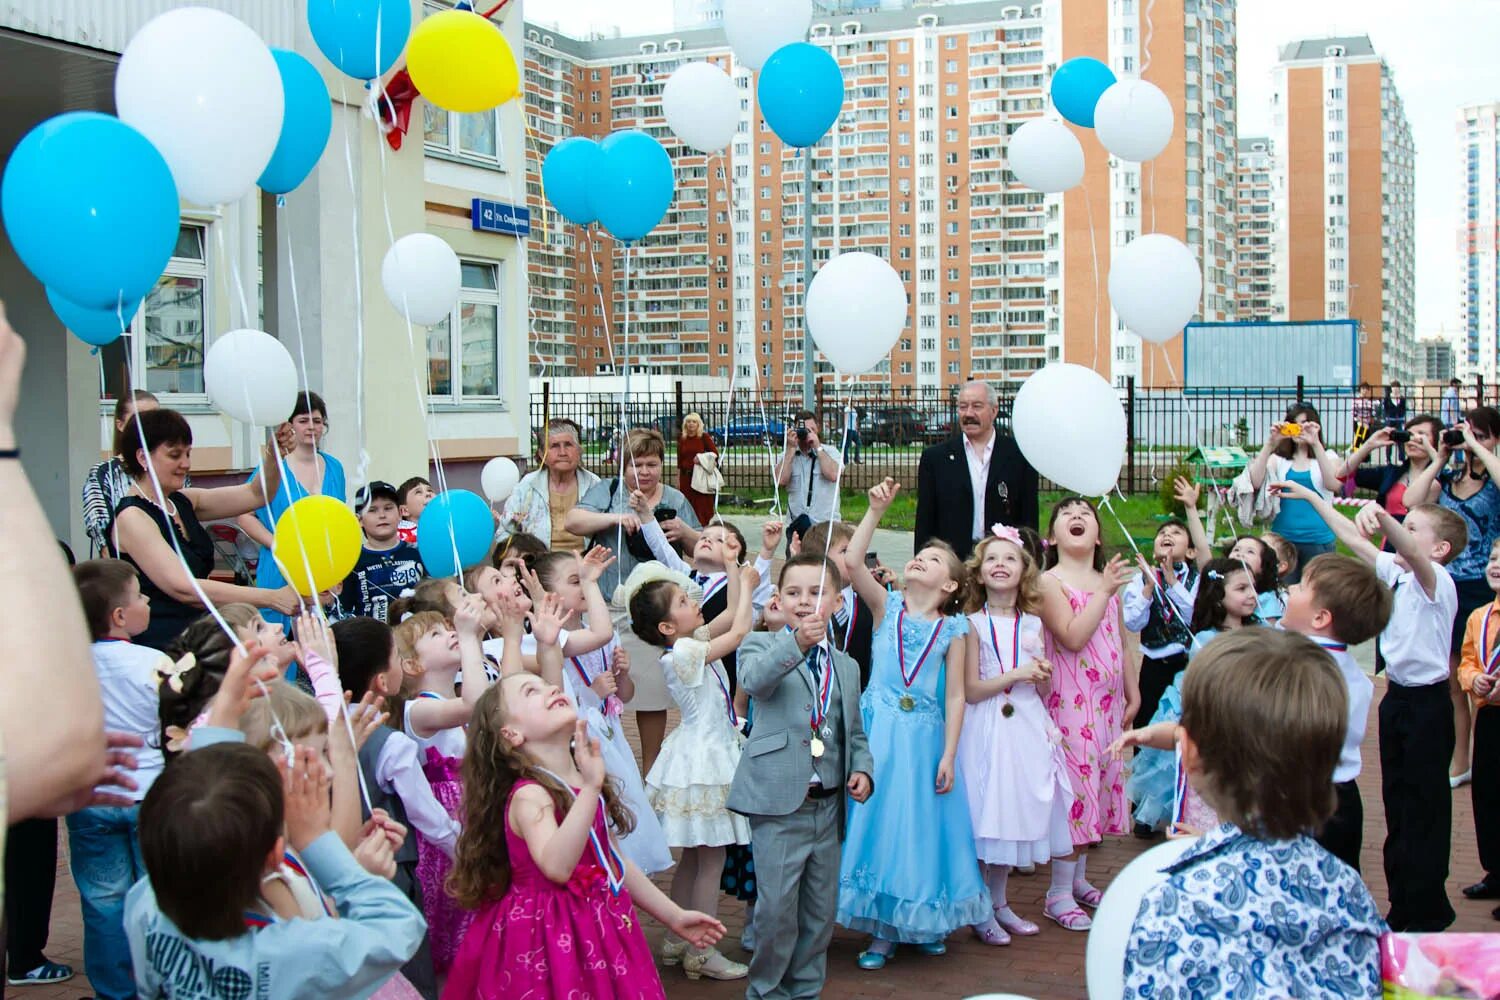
[1463,878,1500,900]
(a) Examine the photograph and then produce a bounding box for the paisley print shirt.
[1123,823,1385,999]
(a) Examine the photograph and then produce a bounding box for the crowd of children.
[51,418,1500,1000]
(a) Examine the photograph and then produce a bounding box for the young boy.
[339,481,426,623]
[396,476,435,545]
[1262,531,1298,585]
[1122,518,1198,731]
[1283,480,1465,928]
[731,555,874,1000]
[69,559,163,1000]
[1122,629,1386,998]
[1459,538,1500,922]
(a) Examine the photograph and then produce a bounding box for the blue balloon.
[542,137,604,226]
[260,50,333,195]
[1050,57,1116,128]
[758,43,845,148]
[593,131,675,243]
[1,113,178,311]
[46,288,139,347]
[417,490,494,578]
[308,0,410,81]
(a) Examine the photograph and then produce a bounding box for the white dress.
[645,636,751,848]
[560,636,674,874]
[957,610,1073,867]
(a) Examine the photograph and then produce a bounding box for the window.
[101,224,208,401]
[424,103,504,167]
[428,260,501,401]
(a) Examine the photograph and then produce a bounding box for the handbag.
[690,452,724,493]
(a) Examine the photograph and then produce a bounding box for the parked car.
[710,416,787,445]
[865,406,937,446]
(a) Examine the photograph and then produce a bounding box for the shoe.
[857,950,888,970]
[995,906,1040,936]
[1451,769,1472,788]
[1492,903,1500,922]
[7,962,73,986]
[1463,878,1500,900]
[683,948,748,981]
[973,919,1011,946]
[1134,821,1159,840]
[1044,895,1093,931]
[1013,863,1036,876]
[1073,880,1104,908]
[659,937,689,967]
[914,941,947,956]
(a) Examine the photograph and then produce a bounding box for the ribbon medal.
[712,662,738,728]
[808,645,834,758]
[987,609,1023,719]
[1483,606,1500,677]
[570,652,622,740]
[1170,742,1190,835]
[897,608,945,712]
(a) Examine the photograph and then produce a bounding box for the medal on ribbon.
[809,645,834,758]
[1170,741,1189,835]
[897,608,945,712]
[536,766,625,896]
[987,609,1023,719]
[712,662,738,728]
[570,651,623,739]
[1483,606,1500,677]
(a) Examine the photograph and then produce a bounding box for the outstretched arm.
[704,565,758,665]
[1356,503,1437,599]
[1172,477,1212,569]
[848,478,900,628]
[1271,480,1380,565]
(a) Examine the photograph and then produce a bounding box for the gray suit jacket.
[727,630,875,819]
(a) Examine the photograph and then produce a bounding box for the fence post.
[1126,376,1136,495]
[674,380,684,432]
[815,376,825,425]
[1296,374,1305,405]
[1479,375,1487,407]
[539,381,550,464]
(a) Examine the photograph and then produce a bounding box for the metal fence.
[529,378,1476,499]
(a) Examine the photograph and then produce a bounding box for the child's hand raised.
[793,614,827,652]
[1269,479,1316,503]
[739,563,761,590]
[529,592,569,648]
[353,821,398,880]
[336,690,388,754]
[1172,476,1201,510]
[1102,554,1134,593]
[1353,503,1384,539]
[205,640,281,730]
[867,477,901,512]
[760,519,784,555]
[293,611,336,668]
[580,546,615,584]
[280,745,333,852]
[573,720,606,792]
[453,593,487,639]
[669,910,727,950]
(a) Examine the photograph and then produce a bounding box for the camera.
[1278,422,1303,437]
[653,504,676,523]
[1389,428,1411,444]
[795,425,810,444]
[864,552,880,569]
[1443,428,1467,448]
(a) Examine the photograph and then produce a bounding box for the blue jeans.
[66,805,146,1000]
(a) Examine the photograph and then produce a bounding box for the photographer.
[1247,403,1342,584]
[1337,415,1445,531]
[774,409,842,549]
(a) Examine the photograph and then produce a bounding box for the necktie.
[807,646,823,685]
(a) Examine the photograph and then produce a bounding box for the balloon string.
[1084,182,1103,376]
[1141,0,1156,77]
[813,375,853,608]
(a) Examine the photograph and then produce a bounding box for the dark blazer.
[913,431,1038,560]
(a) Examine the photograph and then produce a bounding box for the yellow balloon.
[272,495,362,597]
[407,10,520,114]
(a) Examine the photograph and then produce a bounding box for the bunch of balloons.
[542,131,675,242]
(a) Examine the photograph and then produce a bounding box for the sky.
[531,0,1500,340]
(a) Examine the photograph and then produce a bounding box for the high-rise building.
[1457,101,1500,381]
[1269,36,1416,384]
[522,0,1235,390]
[1235,137,1276,320]
[675,0,913,32]
[1418,336,1456,382]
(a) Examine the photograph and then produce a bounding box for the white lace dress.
[645,636,751,848]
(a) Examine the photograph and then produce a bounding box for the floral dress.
[1044,576,1130,845]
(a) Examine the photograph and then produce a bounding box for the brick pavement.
[18,675,1494,1000]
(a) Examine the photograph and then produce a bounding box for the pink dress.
[1043,577,1130,845]
[443,781,666,1000]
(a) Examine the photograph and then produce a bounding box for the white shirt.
[375,729,461,859]
[1121,566,1199,658]
[402,694,467,760]
[1313,638,1371,784]
[1373,552,1456,687]
[964,430,996,542]
[91,640,168,799]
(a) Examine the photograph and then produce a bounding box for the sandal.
[995,906,1040,936]
[1044,897,1093,932]
[972,919,1011,947]
[7,961,73,986]
[1073,880,1103,908]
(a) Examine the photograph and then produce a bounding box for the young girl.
[958,526,1074,946]
[836,479,990,969]
[628,562,758,981]
[530,550,672,875]
[1118,557,1260,835]
[1037,496,1137,930]
[443,676,726,1000]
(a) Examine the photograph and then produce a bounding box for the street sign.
[470,198,531,237]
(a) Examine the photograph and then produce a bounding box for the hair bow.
[991,524,1024,546]
[156,651,195,694]
[1206,569,1224,581]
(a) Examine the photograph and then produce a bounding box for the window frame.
[427,258,505,406]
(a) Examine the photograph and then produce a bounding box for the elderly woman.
[497,417,600,552]
[82,390,159,557]
[108,408,301,650]
[677,411,720,524]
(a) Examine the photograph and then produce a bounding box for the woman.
[1338,415,1445,528]
[1405,407,1500,787]
[108,409,301,651]
[237,391,345,629]
[496,417,599,552]
[1247,403,1342,583]
[565,428,702,775]
[82,390,159,558]
[677,411,719,525]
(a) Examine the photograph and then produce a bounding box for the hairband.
[990,524,1024,546]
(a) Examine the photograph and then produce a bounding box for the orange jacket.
[1458,600,1500,708]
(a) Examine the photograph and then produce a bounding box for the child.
[1289,481,1466,929]
[1121,517,1198,730]
[1037,496,1136,929]
[396,476,434,545]
[1262,530,1299,587]
[731,555,874,996]
[957,527,1073,945]
[1174,477,1284,623]
[628,561,759,980]
[70,560,163,1000]
[801,520,876,687]
[1187,556,1263,652]
[443,677,726,999]
[339,481,426,623]
[1121,629,1386,999]
[530,549,672,875]
[1460,538,1500,922]
[489,530,547,572]
[836,479,990,968]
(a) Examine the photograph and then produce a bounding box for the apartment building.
[1418,336,1456,382]
[1268,35,1416,384]
[1457,101,1500,381]
[1235,137,1275,320]
[523,0,1235,391]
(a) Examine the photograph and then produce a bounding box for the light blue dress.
[836,592,991,943]
[1127,677,1183,830]
[248,452,346,629]
[1257,589,1286,622]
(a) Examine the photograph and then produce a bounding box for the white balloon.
[204,329,299,426]
[480,457,521,503]
[1095,78,1175,163]
[723,0,813,70]
[1012,363,1125,496]
[663,62,740,154]
[115,8,284,206]
[805,252,908,375]
[1006,118,1084,193]
[1109,234,1203,343]
[381,234,461,326]
[1085,838,1197,1000]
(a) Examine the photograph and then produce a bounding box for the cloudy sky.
[531,0,1500,338]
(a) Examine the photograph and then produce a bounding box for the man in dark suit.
[914,380,1038,559]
